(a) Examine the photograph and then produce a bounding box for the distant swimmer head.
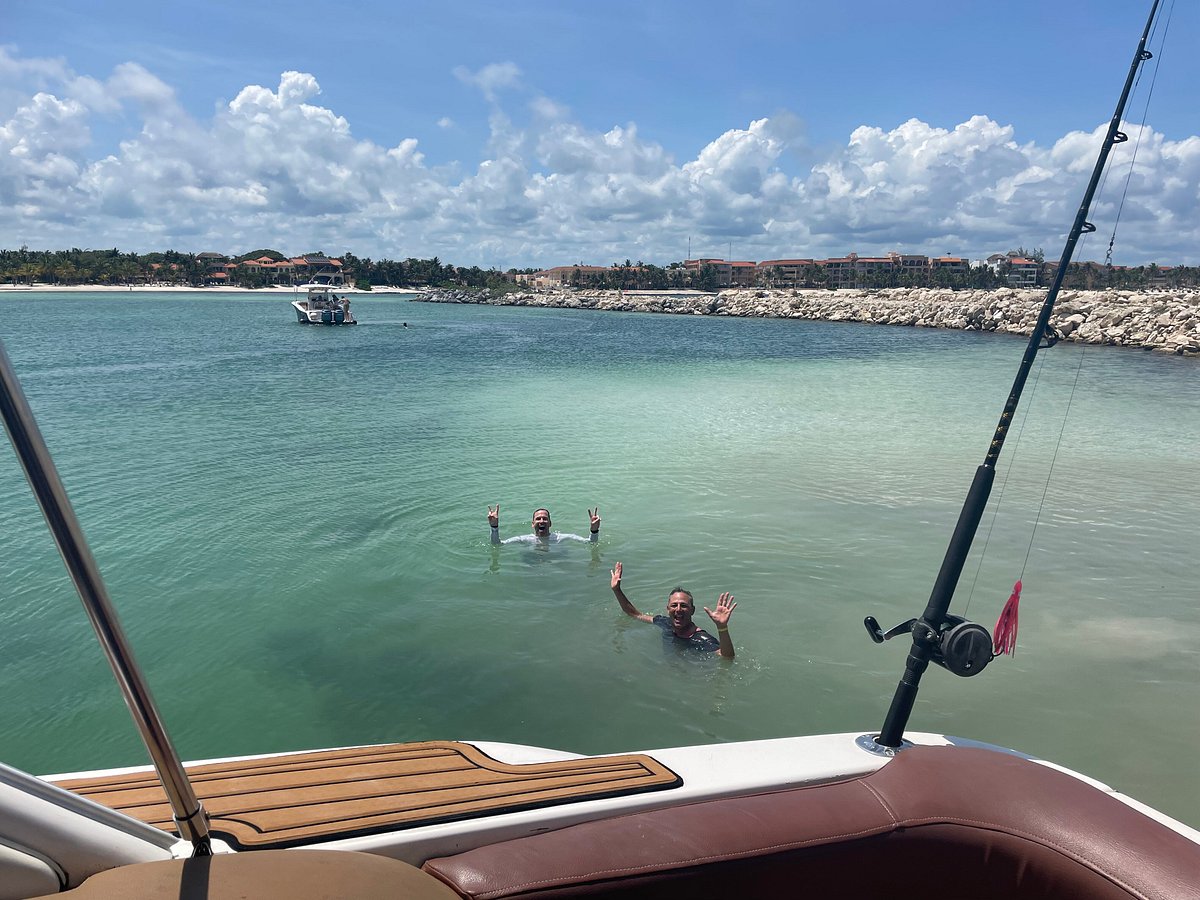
[532,508,552,537]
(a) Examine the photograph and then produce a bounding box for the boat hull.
[9,732,1198,899]
[291,298,357,325]
[422,740,1200,899]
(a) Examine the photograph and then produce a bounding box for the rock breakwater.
[416,287,1200,355]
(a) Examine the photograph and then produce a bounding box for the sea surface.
[1,291,1198,826]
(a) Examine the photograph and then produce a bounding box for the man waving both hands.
[609,561,737,659]
[488,504,601,545]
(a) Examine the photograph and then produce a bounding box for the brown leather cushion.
[422,745,1200,899]
[33,848,460,899]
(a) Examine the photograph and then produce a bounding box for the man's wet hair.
[668,587,694,605]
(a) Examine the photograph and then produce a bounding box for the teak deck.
[57,741,681,849]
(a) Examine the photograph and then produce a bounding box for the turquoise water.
[1,291,1198,826]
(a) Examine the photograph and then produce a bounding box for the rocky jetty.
[415,287,1200,355]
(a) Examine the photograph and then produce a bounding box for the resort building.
[756,259,817,287]
[516,265,612,288]
[524,249,1041,291]
[817,254,888,287]
[730,261,757,287]
[986,253,1040,287]
[290,255,344,284]
[678,259,753,287]
[1007,257,1040,287]
[889,253,930,279]
[239,256,297,281]
[1150,265,1173,287]
[193,253,345,286]
[684,258,732,287]
[931,256,970,278]
[147,262,184,285]
[854,255,896,286]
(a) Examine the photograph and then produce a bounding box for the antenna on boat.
[866,0,1163,751]
[0,340,213,856]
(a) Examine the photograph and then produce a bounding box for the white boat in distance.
[291,282,357,325]
[0,3,1198,898]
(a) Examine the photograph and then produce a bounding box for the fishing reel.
[864,614,993,677]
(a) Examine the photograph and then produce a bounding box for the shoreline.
[415,286,1200,356]
[0,284,423,294]
[6,283,1197,355]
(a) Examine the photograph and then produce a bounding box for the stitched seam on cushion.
[858,779,901,823]
[472,814,1155,900]
[892,816,1151,900]
[472,822,896,898]
[472,780,901,898]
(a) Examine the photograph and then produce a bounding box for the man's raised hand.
[704,592,737,628]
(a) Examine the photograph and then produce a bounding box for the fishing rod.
[0,340,213,855]
[868,0,1163,750]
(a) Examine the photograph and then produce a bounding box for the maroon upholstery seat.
[422,745,1200,899]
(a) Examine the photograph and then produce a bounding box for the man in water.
[608,561,736,659]
[488,504,601,545]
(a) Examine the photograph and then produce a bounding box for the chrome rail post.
[0,340,211,855]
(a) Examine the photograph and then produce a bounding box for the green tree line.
[0,247,521,291]
[3,245,1198,291]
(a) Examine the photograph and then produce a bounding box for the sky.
[3,0,1198,269]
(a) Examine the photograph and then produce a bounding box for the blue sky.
[4,0,1197,268]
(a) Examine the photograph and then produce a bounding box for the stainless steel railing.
[0,340,211,855]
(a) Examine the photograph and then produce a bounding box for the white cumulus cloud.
[453,62,521,104]
[1,49,1198,267]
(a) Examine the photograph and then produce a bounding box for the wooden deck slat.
[69,755,656,810]
[71,755,480,808]
[55,741,681,849]
[62,745,468,795]
[214,769,669,831]
[89,764,659,825]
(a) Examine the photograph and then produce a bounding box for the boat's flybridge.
[3,1,1200,896]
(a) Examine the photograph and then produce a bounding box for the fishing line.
[1017,342,1089,580]
[961,353,1045,616]
[964,203,1099,615]
[1013,5,1176,573]
[1011,5,1175,586]
[1105,0,1174,266]
[963,3,1176,614]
